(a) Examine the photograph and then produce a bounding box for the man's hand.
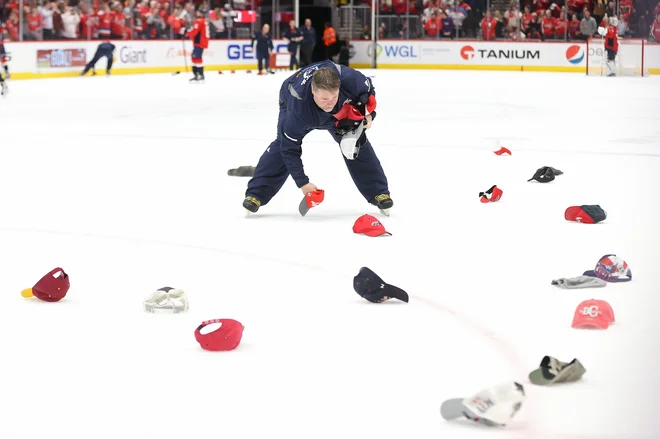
[364,114,373,130]
[301,182,318,195]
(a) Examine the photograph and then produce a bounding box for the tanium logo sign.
[461,46,540,60]
[460,46,476,60]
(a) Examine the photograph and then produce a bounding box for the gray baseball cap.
[529,356,586,386]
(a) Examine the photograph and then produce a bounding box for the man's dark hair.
[311,68,340,91]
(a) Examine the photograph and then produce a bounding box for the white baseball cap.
[440,381,525,426]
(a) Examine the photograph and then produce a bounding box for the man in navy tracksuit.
[81,41,116,76]
[243,60,393,216]
[251,23,274,75]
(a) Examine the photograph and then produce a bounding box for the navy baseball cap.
[353,267,409,303]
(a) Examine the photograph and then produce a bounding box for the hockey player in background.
[0,29,9,80]
[81,41,116,76]
[251,23,274,75]
[242,61,393,216]
[181,7,209,83]
[598,16,618,76]
[0,72,7,96]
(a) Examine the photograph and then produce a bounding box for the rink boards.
[4,39,660,79]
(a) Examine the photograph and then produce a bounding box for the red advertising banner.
[36,49,87,68]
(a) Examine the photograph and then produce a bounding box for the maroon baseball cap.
[21,268,70,302]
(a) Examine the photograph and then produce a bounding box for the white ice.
[1,70,660,439]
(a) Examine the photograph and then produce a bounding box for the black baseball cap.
[528,166,562,183]
[353,267,409,303]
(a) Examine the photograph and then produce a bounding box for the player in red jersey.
[182,7,209,83]
[598,16,619,76]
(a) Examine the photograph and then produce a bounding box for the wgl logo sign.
[227,43,288,60]
[367,43,418,59]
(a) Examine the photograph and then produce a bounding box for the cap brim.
[363,230,392,237]
[384,284,409,303]
[583,270,598,278]
[529,368,555,386]
[21,288,34,298]
[440,398,473,420]
[572,317,609,329]
[565,207,593,223]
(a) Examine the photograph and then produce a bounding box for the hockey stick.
[172,36,189,75]
[173,12,189,75]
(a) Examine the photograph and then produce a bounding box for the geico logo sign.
[227,43,288,60]
[461,47,540,60]
[120,46,147,63]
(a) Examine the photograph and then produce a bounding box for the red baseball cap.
[353,214,391,237]
[572,299,615,329]
[21,268,70,302]
[565,205,607,224]
[195,319,244,351]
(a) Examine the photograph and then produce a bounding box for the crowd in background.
[0,0,659,42]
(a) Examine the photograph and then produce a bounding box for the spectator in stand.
[398,20,410,38]
[39,1,55,40]
[651,12,660,41]
[494,10,506,38]
[541,9,555,39]
[448,3,467,37]
[170,5,186,38]
[61,5,80,39]
[440,11,454,37]
[425,11,441,38]
[393,0,406,15]
[299,18,315,67]
[525,12,543,38]
[111,2,125,39]
[506,5,521,36]
[567,0,585,16]
[221,3,237,39]
[361,24,370,39]
[592,0,606,23]
[605,1,615,18]
[25,6,42,40]
[554,10,567,39]
[521,6,533,30]
[378,22,387,38]
[534,0,549,15]
[423,1,438,22]
[4,10,18,40]
[481,9,496,40]
[97,2,112,40]
[568,12,581,38]
[78,3,95,40]
[146,3,166,38]
[616,13,628,35]
[580,8,597,38]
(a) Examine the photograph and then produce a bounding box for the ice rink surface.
[1,69,660,439]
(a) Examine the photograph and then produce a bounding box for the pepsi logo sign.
[566,45,585,64]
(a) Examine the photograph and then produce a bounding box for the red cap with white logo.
[572,299,615,329]
[353,214,391,237]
